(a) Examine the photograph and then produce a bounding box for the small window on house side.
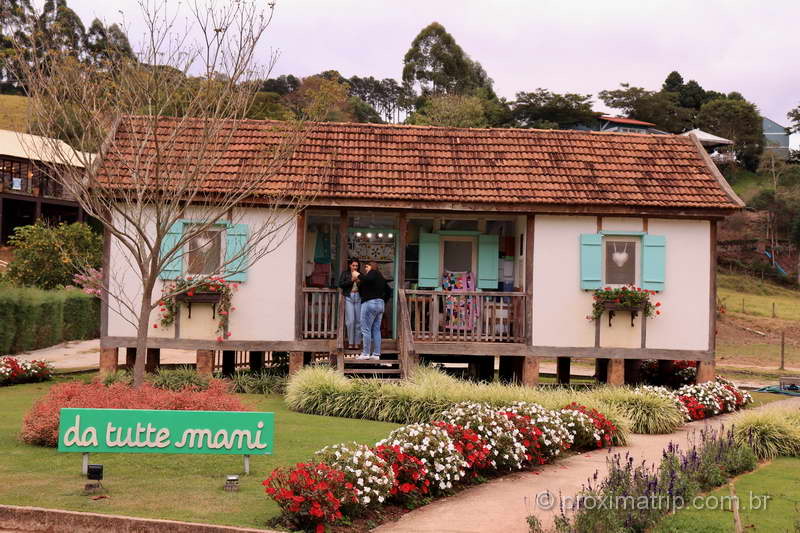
[186,228,224,276]
[443,239,474,273]
[604,238,637,286]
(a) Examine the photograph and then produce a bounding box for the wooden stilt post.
[125,347,136,369]
[696,360,716,383]
[556,357,571,385]
[289,351,304,375]
[145,348,160,373]
[249,351,265,372]
[595,358,609,384]
[99,347,118,376]
[196,349,214,376]
[522,356,539,387]
[607,358,625,385]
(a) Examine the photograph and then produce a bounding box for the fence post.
[741,298,745,314]
[780,330,785,371]
[772,302,776,318]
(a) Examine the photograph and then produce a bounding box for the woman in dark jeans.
[337,258,362,349]
[357,261,387,360]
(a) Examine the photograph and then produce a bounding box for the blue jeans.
[360,298,384,356]
[344,293,362,346]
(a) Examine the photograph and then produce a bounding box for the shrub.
[500,402,574,458]
[431,421,493,473]
[20,379,246,447]
[561,403,617,448]
[314,442,394,508]
[263,463,358,532]
[226,370,287,395]
[437,403,527,472]
[373,444,431,504]
[558,408,604,451]
[377,423,466,494]
[0,288,99,354]
[0,357,53,386]
[101,369,133,386]
[733,409,800,460]
[591,386,685,434]
[150,366,209,391]
[6,222,102,290]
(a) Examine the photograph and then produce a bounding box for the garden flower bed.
[265,401,621,532]
[0,356,53,386]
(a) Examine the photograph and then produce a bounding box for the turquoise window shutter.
[477,234,499,290]
[418,232,441,288]
[159,220,184,280]
[641,234,666,291]
[225,223,249,282]
[579,233,603,290]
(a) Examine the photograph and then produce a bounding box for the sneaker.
[370,354,380,360]
[356,354,370,360]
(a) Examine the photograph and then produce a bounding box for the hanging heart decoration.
[612,250,629,268]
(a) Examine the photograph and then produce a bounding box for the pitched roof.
[681,128,733,147]
[0,128,94,167]
[96,116,742,211]
[600,116,657,127]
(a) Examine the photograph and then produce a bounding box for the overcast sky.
[68,0,799,146]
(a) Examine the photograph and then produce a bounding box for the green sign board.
[58,408,273,455]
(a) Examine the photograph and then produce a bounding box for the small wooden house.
[97,118,743,385]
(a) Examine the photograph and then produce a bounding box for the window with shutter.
[579,233,603,290]
[159,220,185,280]
[224,223,249,282]
[477,234,499,290]
[641,234,666,291]
[418,232,441,288]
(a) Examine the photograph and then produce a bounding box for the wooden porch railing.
[403,289,527,343]
[397,289,417,378]
[302,288,340,339]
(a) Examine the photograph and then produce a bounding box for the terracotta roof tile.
[95,116,741,210]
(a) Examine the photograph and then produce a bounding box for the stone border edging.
[0,504,280,533]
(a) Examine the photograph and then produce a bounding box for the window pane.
[443,240,473,272]
[187,230,222,275]
[605,240,636,285]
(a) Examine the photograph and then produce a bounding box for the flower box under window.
[175,291,222,318]
[601,301,646,327]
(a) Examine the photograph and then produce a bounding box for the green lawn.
[747,391,795,408]
[0,378,398,529]
[717,273,800,321]
[655,457,800,532]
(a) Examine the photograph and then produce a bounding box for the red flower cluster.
[678,395,706,420]
[432,421,492,473]
[499,412,547,466]
[263,463,358,532]
[673,360,698,370]
[374,444,431,500]
[722,384,746,408]
[20,380,246,447]
[562,403,617,448]
[0,357,52,386]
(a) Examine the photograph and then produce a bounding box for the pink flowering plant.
[158,276,237,340]
[590,286,661,320]
[72,267,104,297]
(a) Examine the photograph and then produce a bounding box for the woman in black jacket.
[337,259,362,349]
[357,261,387,360]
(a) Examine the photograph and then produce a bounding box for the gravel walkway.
[373,396,800,533]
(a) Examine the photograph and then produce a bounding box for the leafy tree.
[6,222,102,289]
[246,91,293,120]
[696,96,763,170]
[86,18,133,64]
[789,103,800,133]
[402,22,492,96]
[662,71,684,93]
[261,74,300,96]
[407,94,488,128]
[598,83,692,133]
[512,89,598,129]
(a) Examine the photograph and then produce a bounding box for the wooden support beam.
[708,220,717,357]
[607,358,625,385]
[99,347,118,376]
[221,350,236,376]
[249,351,265,372]
[145,348,160,373]
[556,357,571,385]
[196,350,214,376]
[696,360,716,383]
[524,214,535,347]
[289,351,304,375]
[498,356,523,384]
[522,356,539,387]
[294,211,306,342]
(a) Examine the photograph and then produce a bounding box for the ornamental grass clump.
[377,423,466,494]
[499,402,573,458]
[733,408,800,460]
[314,442,394,508]
[437,402,527,472]
[591,386,685,434]
[633,384,690,421]
[263,462,359,533]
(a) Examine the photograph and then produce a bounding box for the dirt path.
[12,339,196,370]
[372,396,800,533]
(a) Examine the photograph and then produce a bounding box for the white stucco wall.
[106,207,297,342]
[531,215,711,351]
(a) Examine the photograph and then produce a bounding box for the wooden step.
[344,368,402,375]
[343,359,399,365]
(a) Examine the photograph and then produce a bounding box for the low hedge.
[0,288,100,354]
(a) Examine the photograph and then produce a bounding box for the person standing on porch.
[357,261,387,360]
[338,259,362,349]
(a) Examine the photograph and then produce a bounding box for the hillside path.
[372,396,800,533]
